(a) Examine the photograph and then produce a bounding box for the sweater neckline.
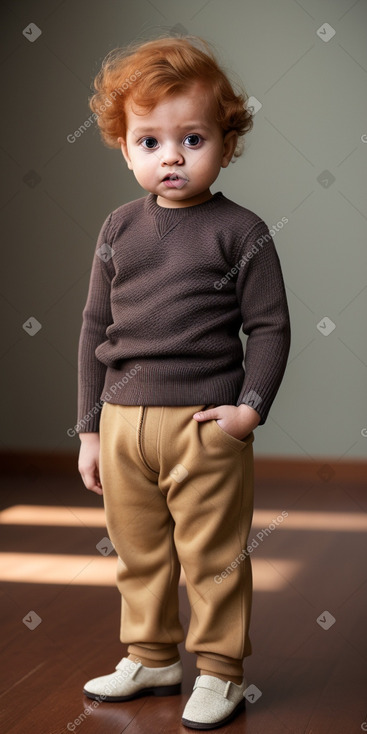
[145,191,224,220]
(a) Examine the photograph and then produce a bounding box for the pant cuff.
[196,652,244,679]
[127,642,180,667]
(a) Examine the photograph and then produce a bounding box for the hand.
[193,404,261,440]
[78,432,103,495]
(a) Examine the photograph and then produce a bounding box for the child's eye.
[184,134,202,147]
[141,137,158,149]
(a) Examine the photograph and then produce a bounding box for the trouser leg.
[98,402,183,665]
[157,405,254,681]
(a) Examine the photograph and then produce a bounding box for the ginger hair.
[89,35,254,157]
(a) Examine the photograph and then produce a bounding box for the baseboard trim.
[1,451,366,483]
[254,457,367,483]
[1,451,78,477]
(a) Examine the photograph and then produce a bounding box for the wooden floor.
[0,468,366,734]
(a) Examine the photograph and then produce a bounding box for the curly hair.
[89,35,254,157]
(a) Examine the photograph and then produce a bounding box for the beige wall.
[1,0,366,459]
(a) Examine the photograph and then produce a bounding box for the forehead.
[126,82,216,128]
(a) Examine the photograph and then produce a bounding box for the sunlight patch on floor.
[0,552,300,591]
[1,505,366,530]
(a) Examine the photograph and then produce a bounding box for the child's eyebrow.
[131,123,212,136]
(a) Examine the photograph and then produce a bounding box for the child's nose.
[160,143,184,166]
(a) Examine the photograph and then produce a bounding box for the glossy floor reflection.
[0,471,366,733]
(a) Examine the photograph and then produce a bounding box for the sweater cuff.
[237,389,266,425]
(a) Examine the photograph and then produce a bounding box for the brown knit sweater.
[77,192,290,432]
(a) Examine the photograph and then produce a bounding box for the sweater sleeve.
[76,213,115,433]
[235,221,291,425]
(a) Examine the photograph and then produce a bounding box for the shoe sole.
[83,683,181,702]
[181,698,245,730]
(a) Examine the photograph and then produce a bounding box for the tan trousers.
[99,402,254,680]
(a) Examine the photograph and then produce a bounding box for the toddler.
[77,35,290,729]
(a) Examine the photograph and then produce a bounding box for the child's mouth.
[162,173,188,189]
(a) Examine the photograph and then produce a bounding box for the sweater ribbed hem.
[100,359,244,409]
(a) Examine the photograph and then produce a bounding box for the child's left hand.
[193,403,261,440]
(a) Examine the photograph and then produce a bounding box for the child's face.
[118,81,237,208]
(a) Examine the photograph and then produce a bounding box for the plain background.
[1,0,366,459]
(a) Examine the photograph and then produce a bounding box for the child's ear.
[221,131,238,168]
[117,136,133,170]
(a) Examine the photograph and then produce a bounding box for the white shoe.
[83,657,182,702]
[182,675,246,729]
